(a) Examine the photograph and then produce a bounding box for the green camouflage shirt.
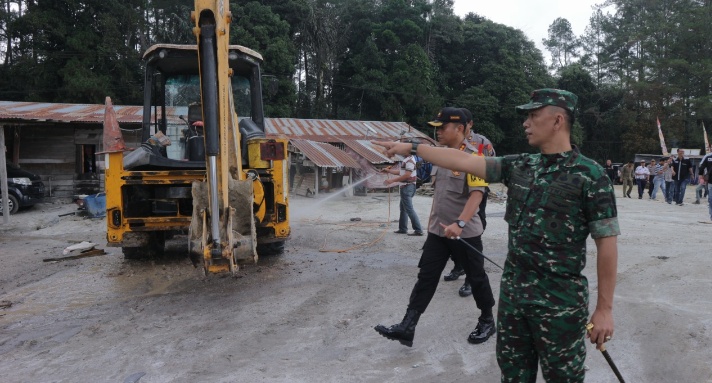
[485,147,620,308]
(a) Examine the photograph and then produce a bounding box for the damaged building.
[0,101,433,201]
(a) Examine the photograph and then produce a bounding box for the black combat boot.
[468,317,495,344]
[458,280,472,297]
[374,308,421,347]
[444,268,465,281]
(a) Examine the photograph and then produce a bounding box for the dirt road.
[1,186,711,382]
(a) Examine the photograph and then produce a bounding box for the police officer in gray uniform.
[374,107,496,347]
[443,108,496,297]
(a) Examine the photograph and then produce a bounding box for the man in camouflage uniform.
[375,89,620,382]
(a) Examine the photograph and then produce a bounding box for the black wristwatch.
[456,220,466,228]
[410,142,419,155]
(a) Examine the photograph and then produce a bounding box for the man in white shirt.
[635,160,650,199]
[383,148,423,236]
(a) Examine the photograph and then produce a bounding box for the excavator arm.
[190,0,253,273]
[103,0,289,275]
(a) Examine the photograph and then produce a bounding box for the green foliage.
[433,16,551,154]
[585,0,712,159]
[231,1,297,117]
[543,18,580,73]
[3,0,708,164]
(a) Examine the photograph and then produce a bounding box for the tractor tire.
[122,233,166,260]
[122,247,144,260]
[257,241,285,256]
[0,194,19,215]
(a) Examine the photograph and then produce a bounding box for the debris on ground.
[415,183,434,196]
[44,248,107,263]
[62,241,97,255]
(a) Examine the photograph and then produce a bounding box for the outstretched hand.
[372,141,411,157]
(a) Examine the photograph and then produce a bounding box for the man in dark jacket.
[672,149,695,205]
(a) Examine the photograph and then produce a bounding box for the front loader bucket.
[189,178,257,274]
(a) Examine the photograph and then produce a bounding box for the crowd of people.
[609,150,711,219]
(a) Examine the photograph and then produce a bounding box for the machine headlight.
[11,177,32,186]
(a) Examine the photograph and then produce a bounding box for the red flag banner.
[657,117,669,156]
[704,122,711,154]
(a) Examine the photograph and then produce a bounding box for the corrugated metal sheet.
[265,117,425,139]
[0,101,436,166]
[290,139,361,168]
[0,101,432,138]
[338,138,394,164]
[0,101,147,125]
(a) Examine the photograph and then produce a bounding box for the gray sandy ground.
[0,184,710,382]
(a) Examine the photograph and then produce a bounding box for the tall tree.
[434,14,551,153]
[579,9,608,86]
[595,0,711,153]
[231,1,298,117]
[6,0,144,103]
[543,17,580,73]
[334,0,439,125]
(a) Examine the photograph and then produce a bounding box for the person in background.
[698,152,712,221]
[374,88,619,381]
[694,175,706,204]
[635,160,650,199]
[620,161,634,198]
[650,159,665,200]
[382,145,423,236]
[374,107,496,347]
[671,149,695,205]
[604,159,617,182]
[646,159,658,198]
[662,157,676,204]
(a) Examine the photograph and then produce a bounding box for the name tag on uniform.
[467,174,487,187]
[467,152,488,187]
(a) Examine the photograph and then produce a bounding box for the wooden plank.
[19,159,71,164]
[43,249,107,262]
[74,127,102,145]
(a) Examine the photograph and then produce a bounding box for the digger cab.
[136,44,267,169]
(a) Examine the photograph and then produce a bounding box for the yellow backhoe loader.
[103,0,289,274]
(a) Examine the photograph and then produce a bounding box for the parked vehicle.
[2,162,45,215]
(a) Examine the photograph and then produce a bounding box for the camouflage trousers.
[496,293,588,382]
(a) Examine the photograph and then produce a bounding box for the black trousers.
[408,233,495,317]
[450,189,488,271]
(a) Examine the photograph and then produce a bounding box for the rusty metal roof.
[0,102,431,141]
[338,138,393,164]
[0,101,434,166]
[265,118,426,140]
[289,139,361,168]
[0,101,145,124]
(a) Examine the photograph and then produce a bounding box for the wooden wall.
[11,124,105,201]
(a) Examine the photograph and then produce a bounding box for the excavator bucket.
[189,178,257,274]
